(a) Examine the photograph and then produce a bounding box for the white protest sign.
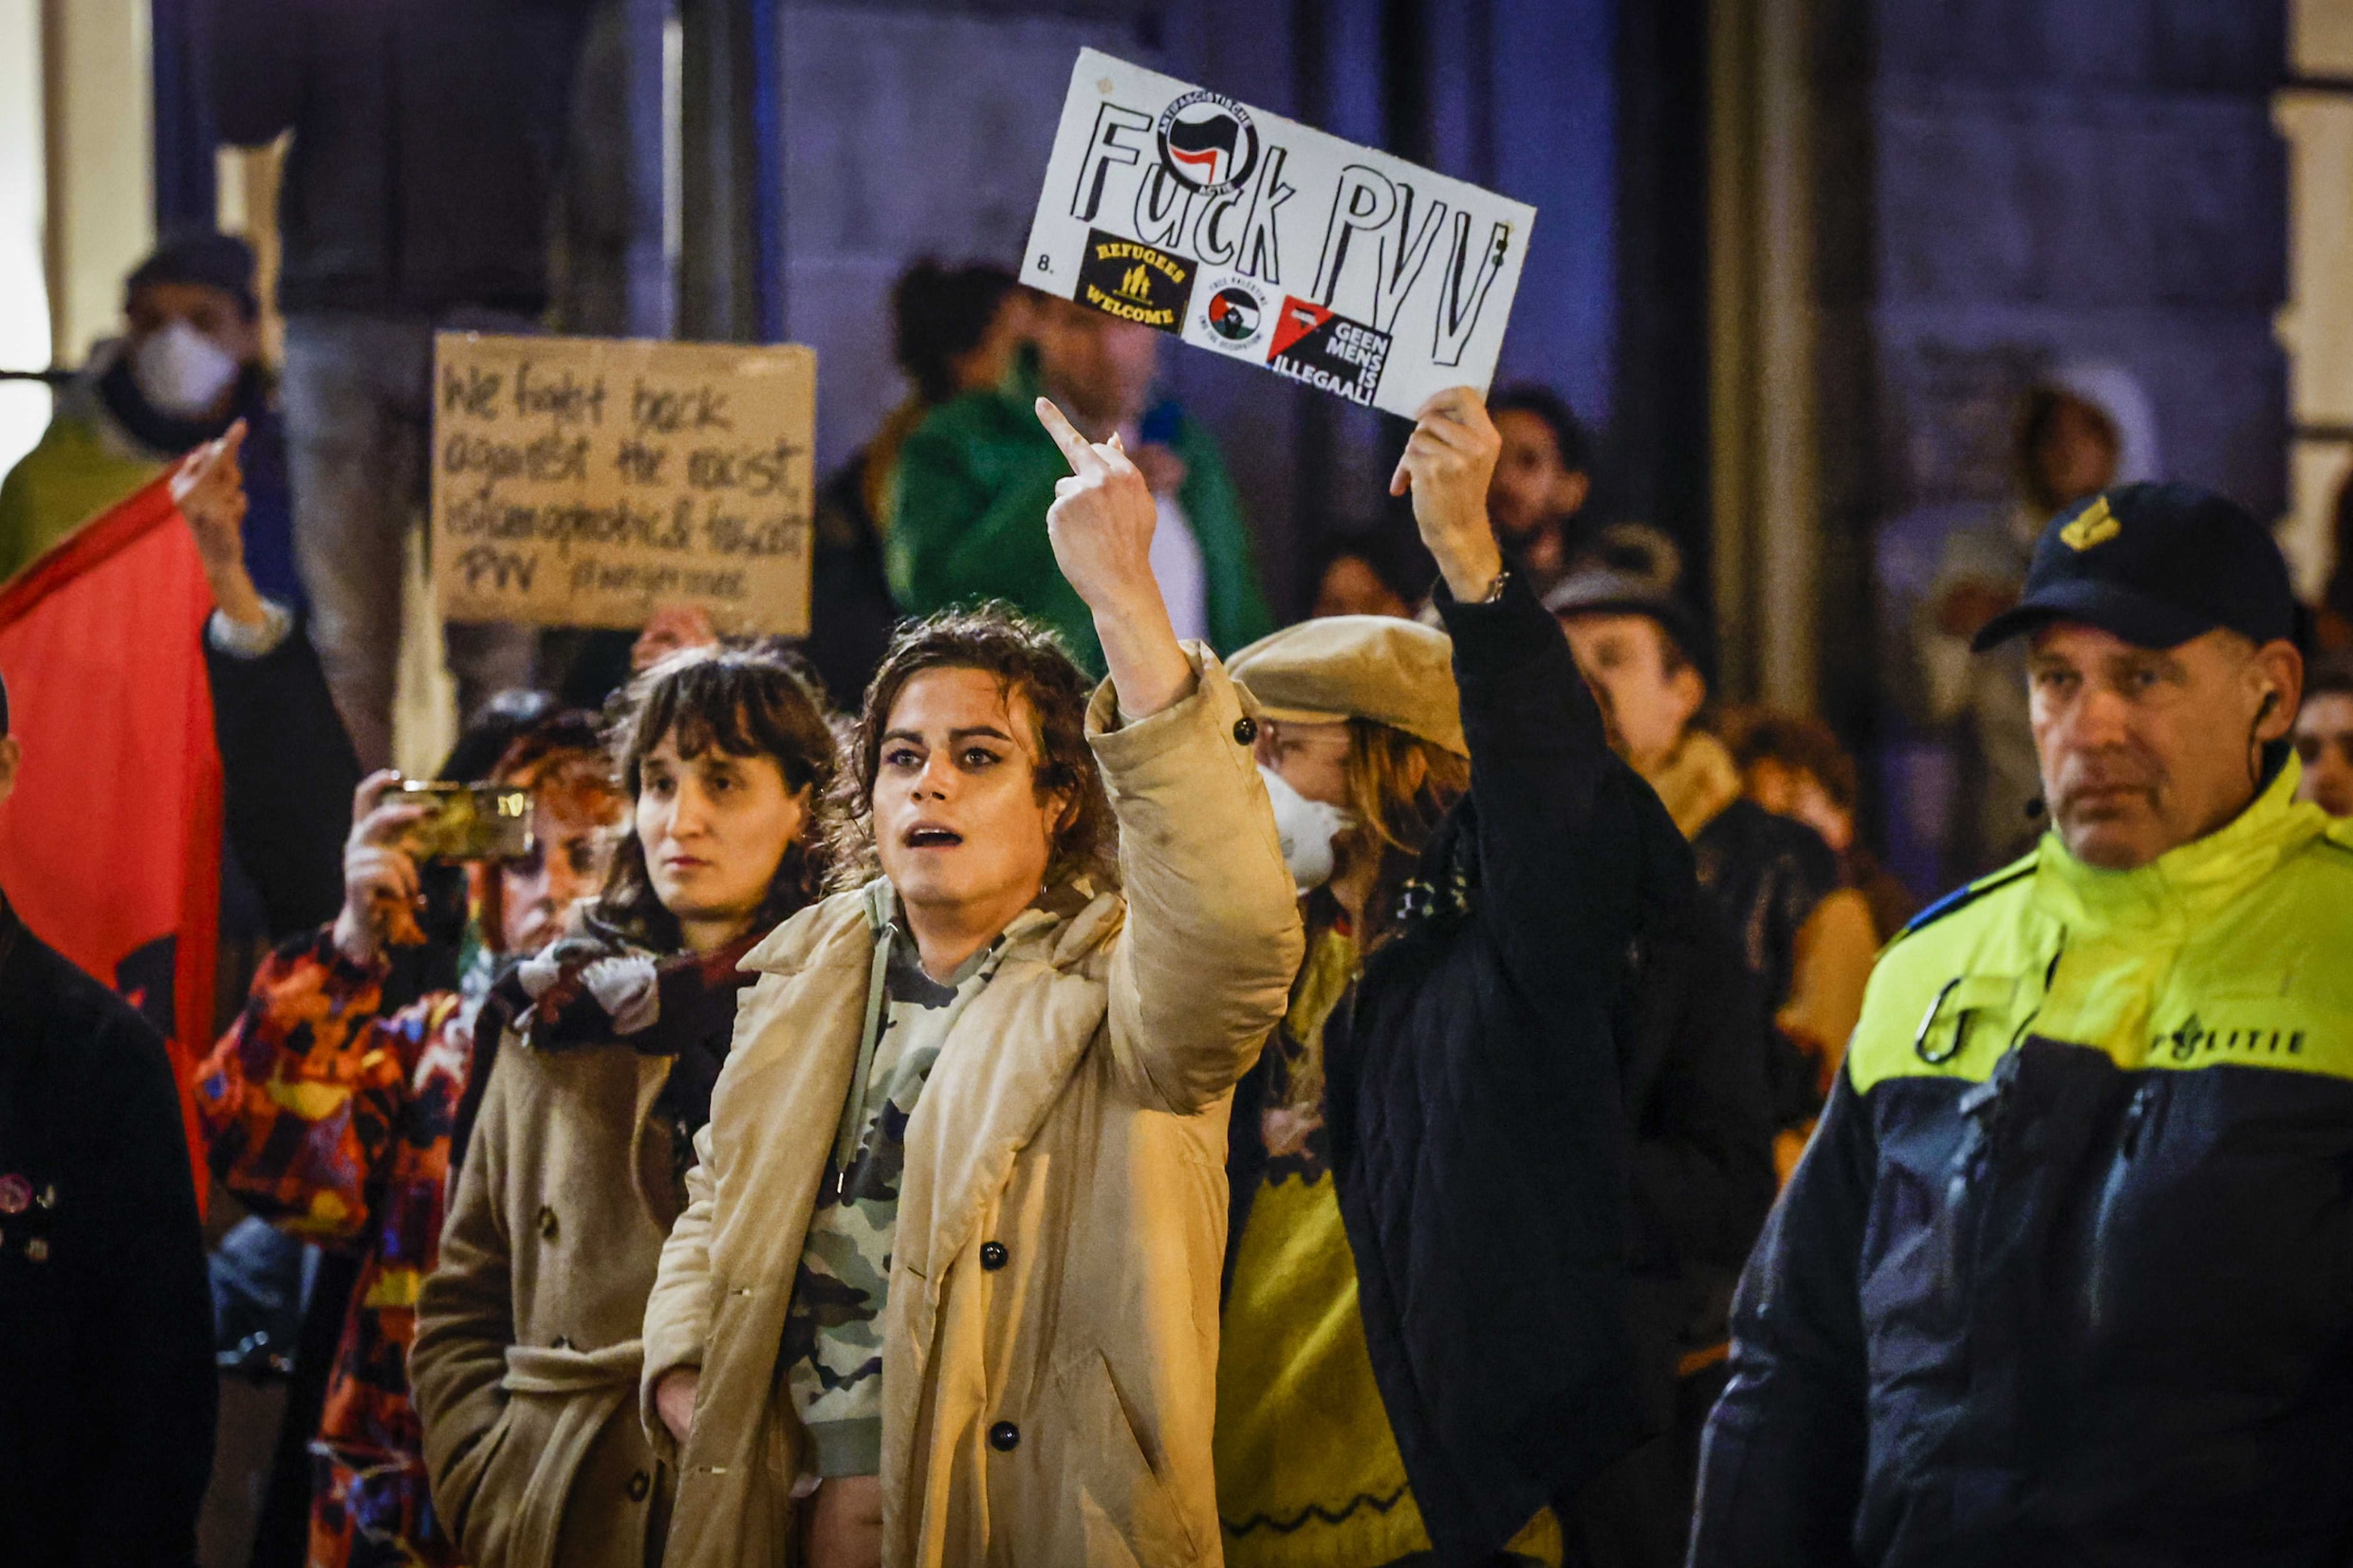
[431,333,816,635]
[1022,49,1536,418]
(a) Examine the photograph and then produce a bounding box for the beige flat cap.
[1227,615,1465,757]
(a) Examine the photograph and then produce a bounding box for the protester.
[891,293,1273,671]
[198,706,620,1567]
[174,421,359,944]
[640,395,1302,1567]
[0,669,217,1566]
[411,646,837,1568]
[1214,389,1767,1568]
[207,0,596,768]
[1486,383,1597,600]
[1,232,297,601]
[1307,528,1426,619]
[1547,569,1878,1132]
[1692,483,2352,1564]
[1727,708,1921,941]
[2293,649,2353,817]
[804,260,1029,705]
[1917,365,2158,876]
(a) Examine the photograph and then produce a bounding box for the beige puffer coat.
[640,652,1302,1567]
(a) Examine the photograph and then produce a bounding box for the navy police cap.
[1972,481,2295,654]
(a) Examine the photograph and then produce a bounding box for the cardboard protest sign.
[431,333,816,635]
[1023,50,1536,418]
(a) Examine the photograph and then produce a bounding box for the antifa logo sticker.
[1203,285,1264,347]
[1266,297,1390,406]
[1076,230,1195,333]
[1157,91,1260,194]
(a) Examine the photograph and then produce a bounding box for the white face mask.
[1259,764,1357,895]
[131,319,242,419]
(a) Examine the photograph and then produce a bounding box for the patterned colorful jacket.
[197,930,476,1568]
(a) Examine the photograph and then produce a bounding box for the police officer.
[0,671,216,1565]
[1689,483,2353,1566]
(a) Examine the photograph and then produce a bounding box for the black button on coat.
[0,897,215,1566]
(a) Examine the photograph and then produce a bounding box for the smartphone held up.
[396,781,535,862]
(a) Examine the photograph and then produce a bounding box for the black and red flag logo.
[1157,91,1260,193]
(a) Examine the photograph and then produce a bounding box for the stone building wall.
[1841,0,2288,887]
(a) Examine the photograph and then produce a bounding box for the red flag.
[0,476,221,1203]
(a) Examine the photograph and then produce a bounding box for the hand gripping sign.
[1023,49,1537,418]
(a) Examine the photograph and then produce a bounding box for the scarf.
[1640,729,1744,842]
[480,927,763,1141]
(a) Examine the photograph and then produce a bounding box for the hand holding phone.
[334,772,429,965]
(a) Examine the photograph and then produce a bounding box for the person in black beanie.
[0,669,219,1566]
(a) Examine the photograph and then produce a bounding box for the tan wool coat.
[640,653,1303,1568]
[411,1035,683,1568]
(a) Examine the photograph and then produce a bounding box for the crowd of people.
[5,25,2353,1568]
[12,258,2353,1565]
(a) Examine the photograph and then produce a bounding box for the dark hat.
[125,231,258,318]
[1972,482,2295,654]
[1543,564,1713,685]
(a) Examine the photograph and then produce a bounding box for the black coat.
[206,0,595,317]
[0,899,215,1566]
[1314,573,1697,1565]
[206,616,362,941]
[1613,879,1779,1416]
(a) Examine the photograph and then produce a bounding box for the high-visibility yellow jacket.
[1692,759,2353,1567]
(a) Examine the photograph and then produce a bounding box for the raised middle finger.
[1034,397,1109,479]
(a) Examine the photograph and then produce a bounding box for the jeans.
[281,310,538,770]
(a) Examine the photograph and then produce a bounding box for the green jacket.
[0,397,166,584]
[1693,758,2353,1563]
[887,366,1273,673]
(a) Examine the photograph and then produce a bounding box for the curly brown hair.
[1722,706,1859,814]
[590,645,840,951]
[829,604,1116,892]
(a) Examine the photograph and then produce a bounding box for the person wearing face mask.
[196,707,623,1568]
[409,647,838,1568]
[1689,484,2352,1567]
[0,232,299,601]
[890,293,1273,673]
[1214,388,1746,1568]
